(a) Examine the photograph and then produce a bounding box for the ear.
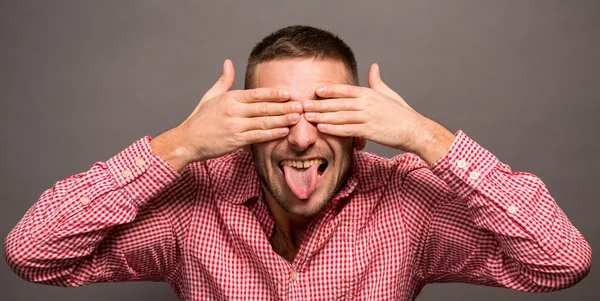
[353,138,367,151]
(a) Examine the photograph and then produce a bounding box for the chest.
[179,194,416,300]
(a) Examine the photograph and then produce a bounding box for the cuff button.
[457,159,467,169]
[135,157,145,167]
[122,168,132,178]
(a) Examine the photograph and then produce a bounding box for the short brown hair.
[244,25,358,89]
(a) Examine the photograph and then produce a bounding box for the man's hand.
[303,63,456,165]
[151,60,302,171]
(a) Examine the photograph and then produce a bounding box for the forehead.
[253,59,348,101]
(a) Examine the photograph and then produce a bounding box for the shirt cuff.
[106,136,182,207]
[430,130,500,200]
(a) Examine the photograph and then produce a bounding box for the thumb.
[368,63,401,100]
[203,59,235,101]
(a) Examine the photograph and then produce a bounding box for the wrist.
[150,126,194,172]
[413,119,455,165]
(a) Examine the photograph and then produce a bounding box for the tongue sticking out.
[283,164,320,200]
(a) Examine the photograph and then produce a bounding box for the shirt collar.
[208,149,388,205]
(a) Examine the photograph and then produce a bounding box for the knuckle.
[251,90,259,100]
[225,120,240,133]
[342,126,353,135]
[343,99,352,110]
[225,103,238,116]
[271,89,279,99]
[285,103,294,113]
[259,116,269,129]
[231,133,243,146]
[259,103,269,115]
[336,111,347,123]
[254,131,264,142]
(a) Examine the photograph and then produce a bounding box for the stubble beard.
[251,145,353,217]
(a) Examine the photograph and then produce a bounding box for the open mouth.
[277,159,329,177]
[276,158,329,199]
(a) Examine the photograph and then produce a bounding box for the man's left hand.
[303,63,456,165]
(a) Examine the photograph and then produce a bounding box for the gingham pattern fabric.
[4,131,591,300]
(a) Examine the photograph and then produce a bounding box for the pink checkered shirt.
[4,131,591,300]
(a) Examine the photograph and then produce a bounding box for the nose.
[287,113,318,152]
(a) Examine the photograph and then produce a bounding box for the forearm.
[428,131,591,290]
[4,137,181,285]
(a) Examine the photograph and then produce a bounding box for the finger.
[303,98,365,112]
[304,111,366,124]
[244,113,301,131]
[243,101,303,117]
[236,88,291,103]
[240,128,290,144]
[368,63,402,100]
[203,59,235,101]
[315,84,367,99]
[316,123,361,137]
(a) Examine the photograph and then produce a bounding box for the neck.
[263,188,313,262]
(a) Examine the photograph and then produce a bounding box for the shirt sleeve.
[401,130,591,292]
[4,136,186,286]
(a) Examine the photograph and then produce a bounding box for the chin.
[279,187,331,217]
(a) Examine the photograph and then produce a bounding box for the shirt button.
[469,171,479,180]
[290,269,297,281]
[135,157,145,167]
[80,196,90,206]
[507,205,517,214]
[121,168,132,178]
[457,159,467,169]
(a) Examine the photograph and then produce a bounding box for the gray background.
[0,0,597,300]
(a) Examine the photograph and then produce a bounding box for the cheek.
[252,141,282,164]
[326,136,354,154]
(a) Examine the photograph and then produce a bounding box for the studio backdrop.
[1,1,597,300]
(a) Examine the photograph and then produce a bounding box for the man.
[4,25,591,300]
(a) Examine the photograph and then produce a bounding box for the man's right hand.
[150,59,302,171]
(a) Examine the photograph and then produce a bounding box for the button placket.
[290,269,298,281]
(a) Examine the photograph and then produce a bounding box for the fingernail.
[305,112,315,119]
[290,113,300,122]
[281,90,290,98]
[317,86,326,93]
[292,103,302,111]
[303,101,313,110]
[279,127,290,135]
[317,124,327,130]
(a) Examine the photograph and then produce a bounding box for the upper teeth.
[280,159,326,169]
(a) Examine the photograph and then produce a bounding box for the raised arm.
[4,137,187,285]
[399,132,591,291]
[303,63,591,291]
[5,59,303,286]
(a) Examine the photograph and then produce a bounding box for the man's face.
[250,58,358,217]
